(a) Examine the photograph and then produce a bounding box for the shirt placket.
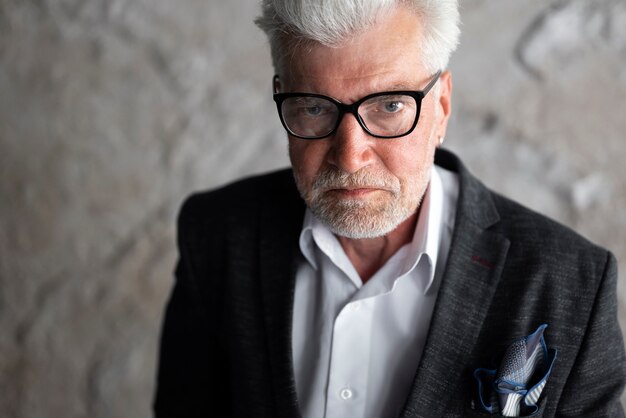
[324,298,373,418]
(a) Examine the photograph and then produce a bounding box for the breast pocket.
[463,397,547,417]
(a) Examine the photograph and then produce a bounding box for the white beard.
[295,165,428,239]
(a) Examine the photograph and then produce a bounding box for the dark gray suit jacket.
[154,149,626,417]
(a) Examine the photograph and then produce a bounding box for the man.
[154,1,626,417]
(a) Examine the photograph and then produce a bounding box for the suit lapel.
[258,171,304,417]
[402,150,511,417]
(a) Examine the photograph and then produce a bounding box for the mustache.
[311,166,400,193]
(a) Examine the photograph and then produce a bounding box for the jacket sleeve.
[557,251,626,417]
[153,197,230,417]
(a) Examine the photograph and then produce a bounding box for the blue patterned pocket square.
[473,324,557,416]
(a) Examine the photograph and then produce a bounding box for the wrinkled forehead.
[275,7,430,95]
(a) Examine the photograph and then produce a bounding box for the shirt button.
[339,388,353,400]
[349,302,361,311]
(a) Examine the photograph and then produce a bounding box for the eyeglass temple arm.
[423,70,443,95]
[273,75,280,94]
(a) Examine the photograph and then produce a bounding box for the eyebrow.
[386,83,419,91]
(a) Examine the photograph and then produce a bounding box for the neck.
[337,211,418,283]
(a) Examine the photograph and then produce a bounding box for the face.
[278,6,452,239]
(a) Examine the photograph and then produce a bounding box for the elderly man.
[154,1,626,417]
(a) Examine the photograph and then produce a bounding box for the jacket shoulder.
[178,168,298,225]
[492,191,606,255]
[488,191,612,292]
[437,148,610,265]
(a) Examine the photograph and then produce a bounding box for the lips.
[310,167,401,197]
[326,187,391,198]
[330,187,378,191]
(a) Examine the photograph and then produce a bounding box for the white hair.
[255,0,461,74]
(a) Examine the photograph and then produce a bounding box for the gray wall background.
[1,0,625,417]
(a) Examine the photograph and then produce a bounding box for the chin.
[311,197,417,239]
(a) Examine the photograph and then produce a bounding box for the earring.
[438,136,445,145]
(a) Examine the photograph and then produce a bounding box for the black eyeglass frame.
[272,70,442,140]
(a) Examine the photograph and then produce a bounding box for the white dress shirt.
[292,165,459,418]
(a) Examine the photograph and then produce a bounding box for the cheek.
[381,135,433,177]
[288,139,329,183]
[377,136,437,197]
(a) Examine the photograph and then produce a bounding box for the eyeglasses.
[272,70,441,140]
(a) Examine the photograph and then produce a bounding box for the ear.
[435,70,452,145]
[273,75,281,94]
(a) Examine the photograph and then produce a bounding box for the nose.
[326,114,375,174]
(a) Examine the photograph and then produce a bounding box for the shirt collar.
[299,210,362,278]
[401,165,444,293]
[298,166,445,294]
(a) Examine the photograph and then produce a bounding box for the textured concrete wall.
[0,0,625,417]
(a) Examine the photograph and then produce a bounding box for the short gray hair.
[255,0,460,74]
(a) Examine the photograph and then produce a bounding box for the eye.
[362,95,413,115]
[290,97,333,117]
[304,105,322,116]
[383,101,404,113]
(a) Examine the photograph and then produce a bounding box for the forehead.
[281,6,429,98]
